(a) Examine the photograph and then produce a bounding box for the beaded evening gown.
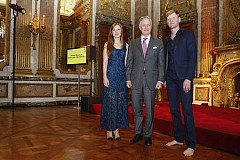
[100,43,129,130]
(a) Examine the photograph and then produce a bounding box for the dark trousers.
[166,76,196,149]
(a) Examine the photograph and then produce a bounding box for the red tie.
[142,38,147,57]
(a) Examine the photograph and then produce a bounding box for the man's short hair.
[165,9,179,18]
[139,16,152,25]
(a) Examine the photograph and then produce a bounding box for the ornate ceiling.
[60,0,84,16]
[0,0,6,5]
[60,0,76,16]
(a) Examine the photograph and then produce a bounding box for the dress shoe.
[113,129,121,140]
[130,134,143,144]
[145,137,152,146]
[107,131,113,140]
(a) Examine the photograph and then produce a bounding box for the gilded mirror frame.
[0,0,9,71]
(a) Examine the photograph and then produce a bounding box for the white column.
[148,0,152,18]
[152,0,160,38]
[30,0,40,75]
[219,0,223,45]
[91,0,97,45]
[131,0,135,39]
[52,0,58,71]
[197,0,202,77]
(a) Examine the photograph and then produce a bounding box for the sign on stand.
[67,47,87,110]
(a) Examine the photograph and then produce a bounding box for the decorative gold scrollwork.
[98,0,130,19]
[210,76,220,92]
[213,62,222,72]
[161,0,193,16]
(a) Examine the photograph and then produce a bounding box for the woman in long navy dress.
[100,23,129,140]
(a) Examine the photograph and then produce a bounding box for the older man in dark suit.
[126,16,165,146]
[164,9,197,156]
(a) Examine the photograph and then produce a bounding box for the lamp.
[28,0,46,50]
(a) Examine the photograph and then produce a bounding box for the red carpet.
[90,101,240,155]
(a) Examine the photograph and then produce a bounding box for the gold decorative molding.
[210,44,240,107]
[193,78,212,105]
[195,87,210,101]
[38,40,53,69]
[16,37,31,69]
[74,0,90,18]
[15,69,33,76]
[210,76,220,92]
[98,0,130,19]
[161,0,195,16]
[212,57,222,72]
[35,70,55,78]
[37,39,55,77]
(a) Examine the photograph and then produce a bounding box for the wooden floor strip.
[0,106,238,160]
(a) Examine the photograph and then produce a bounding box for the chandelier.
[0,19,5,38]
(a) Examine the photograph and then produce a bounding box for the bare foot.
[183,148,194,156]
[166,140,184,146]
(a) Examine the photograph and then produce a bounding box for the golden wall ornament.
[210,76,220,92]
[98,0,130,19]
[28,0,46,50]
[161,0,195,16]
[212,58,222,72]
[210,44,240,107]
[74,0,90,17]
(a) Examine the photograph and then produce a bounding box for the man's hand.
[155,81,162,90]
[126,81,132,88]
[183,79,191,93]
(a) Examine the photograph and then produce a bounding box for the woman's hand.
[103,76,109,87]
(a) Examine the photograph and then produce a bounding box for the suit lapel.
[145,38,154,58]
[136,38,144,58]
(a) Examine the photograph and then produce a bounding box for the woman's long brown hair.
[107,23,124,57]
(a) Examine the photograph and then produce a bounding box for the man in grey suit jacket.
[126,16,165,146]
